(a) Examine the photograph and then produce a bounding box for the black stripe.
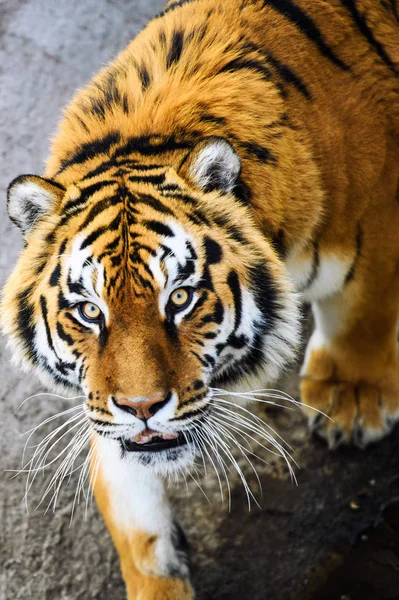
[57,132,121,173]
[113,135,192,160]
[144,220,174,237]
[263,0,349,71]
[271,228,286,258]
[212,214,248,245]
[97,71,122,108]
[239,140,277,164]
[191,350,209,368]
[17,290,37,362]
[299,243,319,292]
[345,224,363,284]
[49,263,61,287]
[227,270,242,330]
[203,353,216,366]
[64,311,92,332]
[265,52,311,99]
[340,0,398,75]
[212,332,265,386]
[56,322,75,346]
[167,30,185,68]
[78,195,121,232]
[170,406,205,421]
[82,160,114,180]
[204,237,222,264]
[388,0,399,23]
[182,292,208,321]
[213,298,224,324]
[138,63,151,90]
[128,174,166,185]
[40,295,57,356]
[63,196,89,215]
[63,181,117,216]
[219,57,272,83]
[119,161,166,171]
[132,194,174,216]
[79,215,120,250]
[233,175,252,205]
[89,96,106,120]
[249,262,279,330]
[199,114,227,125]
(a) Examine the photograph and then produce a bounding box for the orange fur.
[2,1,399,597]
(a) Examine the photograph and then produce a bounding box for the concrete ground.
[0,2,398,599]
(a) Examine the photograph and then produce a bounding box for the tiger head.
[1,137,300,473]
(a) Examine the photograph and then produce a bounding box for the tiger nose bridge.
[113,392,172,419]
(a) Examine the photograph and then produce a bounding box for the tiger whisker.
[204,417,262,504]
[42,426,91,514]
[212,404,298,473]
[211,395,296,453]
[18,392,85,410]
[29,420,88,503]
[212,387,332,420]
[189,426,226,504]
[192,422,231,509]
[205,416,265,495]
[201,419,260,510]
[210,402,298,481]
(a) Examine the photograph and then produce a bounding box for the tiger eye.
[79,302,102,322]
[170,288,191,309]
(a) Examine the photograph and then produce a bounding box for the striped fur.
[2,1,399,597]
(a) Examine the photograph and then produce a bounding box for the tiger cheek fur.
[2,0,399,597]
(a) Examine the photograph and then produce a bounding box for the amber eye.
[169,287,193,312]
[78,302,103,323]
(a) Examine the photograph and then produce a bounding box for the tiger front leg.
[300,233,399,449]
[91,438,193,600]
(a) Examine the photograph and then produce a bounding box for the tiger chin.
[2,0,399,598]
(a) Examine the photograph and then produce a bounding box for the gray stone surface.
[1,2,398,600]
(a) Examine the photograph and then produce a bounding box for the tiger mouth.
[120,428,188,453]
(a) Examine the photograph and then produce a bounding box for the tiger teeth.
[133,429,179,444]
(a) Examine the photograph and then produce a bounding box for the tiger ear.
[186,137,241,193]
[7,175,65,235]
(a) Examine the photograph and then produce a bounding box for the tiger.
[2,0,399,597]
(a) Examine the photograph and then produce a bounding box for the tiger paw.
[300,377,399,449]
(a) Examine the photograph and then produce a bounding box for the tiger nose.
[112,392,172,420]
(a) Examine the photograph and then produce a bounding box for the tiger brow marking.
[261,0,350,71]
[113,134,193,160]
[62,181,118,218]
[57,132,121,174]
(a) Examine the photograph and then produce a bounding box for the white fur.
[94,436,190,578]
[190,139,240,193]
[8,180,54,232]
[286,249,352,303]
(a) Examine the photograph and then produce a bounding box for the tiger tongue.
[133,428,178,444]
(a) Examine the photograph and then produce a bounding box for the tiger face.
[1,138,299,473]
